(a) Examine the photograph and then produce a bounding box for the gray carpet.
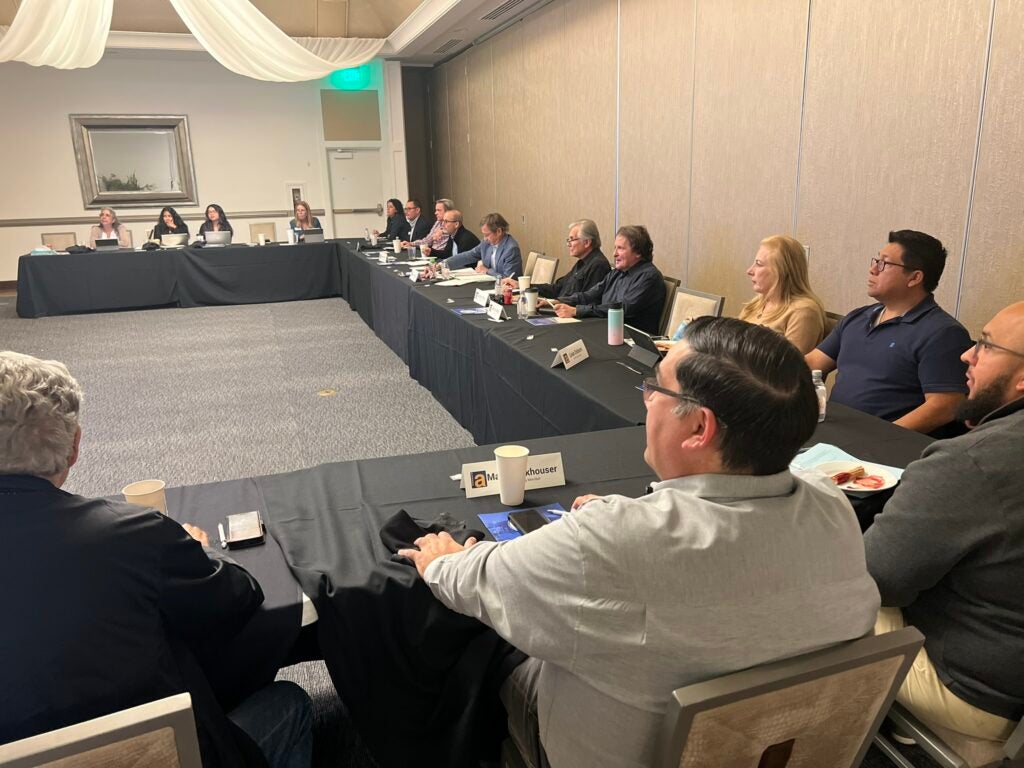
[0,297,474,498]
[0,294,934,767]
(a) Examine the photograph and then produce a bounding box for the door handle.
[333,204,384,215]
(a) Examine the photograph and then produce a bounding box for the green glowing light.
[328,66,371,90]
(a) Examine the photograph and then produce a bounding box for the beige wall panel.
[446,59,473,209]
[490,21,533,250]
[465,41,497,225]
[619,0,695,283]
[687,0,808,315]
[796,0,990,315]
[430,65,453,206]
[959,0,1024,337]
[509,0,617,273]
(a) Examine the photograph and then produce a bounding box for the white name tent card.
[486,301,506,322]
[460,452,566,498]
[550,339,589,370]
[474,288,491,307]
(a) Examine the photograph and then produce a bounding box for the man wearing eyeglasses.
[401,199,432,243]
[403,198,454,251]
[805,230,971,435]
[865,301,1024,746]
[423,209,480,262]
[399,318,879,768]
[500,220,611,299]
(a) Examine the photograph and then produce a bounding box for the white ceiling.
[0,0,553,65]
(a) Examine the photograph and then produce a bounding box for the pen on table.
[616,361,643,375]
[217,523,227,549]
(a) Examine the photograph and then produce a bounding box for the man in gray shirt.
[866,301,1024,743]
[401,317,879,768]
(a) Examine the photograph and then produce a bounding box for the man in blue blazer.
[442,212,522,278]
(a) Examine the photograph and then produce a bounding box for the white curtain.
[168,0,386,82]
[0,0,112,69]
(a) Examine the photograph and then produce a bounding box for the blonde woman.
[738,235,826,354]
[88,207,132,249]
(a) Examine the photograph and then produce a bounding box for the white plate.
[814,460,899,493]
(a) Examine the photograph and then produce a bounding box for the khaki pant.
[876,607,1015,742]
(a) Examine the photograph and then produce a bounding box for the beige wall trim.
[0,210,328,228]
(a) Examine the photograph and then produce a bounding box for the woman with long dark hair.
[198,203,233,235]
[374,198,405,241]
[151,207,189,239]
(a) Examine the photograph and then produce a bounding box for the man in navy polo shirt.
[806,230,971,434]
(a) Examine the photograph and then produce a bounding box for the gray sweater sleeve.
[864,440,995,607]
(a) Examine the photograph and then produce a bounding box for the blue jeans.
[228,681,313,768]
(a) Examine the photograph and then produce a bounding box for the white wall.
[0,51,392,281]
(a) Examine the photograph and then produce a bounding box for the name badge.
[460,452,566,498]
[486,301,506,322]
[550,339,589,370]
[474,288,491,307]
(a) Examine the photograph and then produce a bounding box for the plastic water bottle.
[607,302,624,345]
[812,369,827,422]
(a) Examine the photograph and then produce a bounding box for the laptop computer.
[161,233,188,247]
[301,228,325,244]
[94,237,121,251]
[205,230,232,246]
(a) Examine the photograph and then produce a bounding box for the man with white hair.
[0,351,312,768]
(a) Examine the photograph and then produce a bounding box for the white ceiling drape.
[0,0,113,69]
[168,0,386,82]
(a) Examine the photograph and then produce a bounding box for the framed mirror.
[69,115,198,208]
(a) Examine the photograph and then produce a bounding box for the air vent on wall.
[481,0,527,21]
[433,38,464,55]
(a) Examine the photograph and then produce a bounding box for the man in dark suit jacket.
[0,351,312,768]
[428,209,480,262]
[503,219,611,300]
[402,198,433,243]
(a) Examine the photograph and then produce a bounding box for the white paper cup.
[495,445,530,506]
[122,479,167,514]
[420,244,430,257]
[393,239,402,253]
[370,233,378,246]
[525,288,539,315]
[519,275,532,291]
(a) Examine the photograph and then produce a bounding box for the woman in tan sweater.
[738,235,826,354]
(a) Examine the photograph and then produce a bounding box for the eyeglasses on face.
[404,205,417,211]
[970,337,1024,360]
[442,218,459,224]
[870,256,910,272]
[565,236,581,244]
[640,377,700,405]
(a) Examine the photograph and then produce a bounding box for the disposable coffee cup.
[494,445,530,506]
[519,275,532,291]
[370,233,378,246]
[122,479,168,514]
[393,239,402,253]
[525,288,539,315]
[257,234,267,246]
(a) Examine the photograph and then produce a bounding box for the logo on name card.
[461,453,567,498]
[550,339,589,370]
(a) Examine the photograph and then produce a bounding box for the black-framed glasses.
[640,377,700,405]
[565,236,581,244]
[442,218,459,224]
[970,337,1024,360]
[870,257,910,272]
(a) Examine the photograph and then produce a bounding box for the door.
[326,148,386,238]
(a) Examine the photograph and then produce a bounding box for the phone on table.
[508,509,551,535]
[225,510,266,549]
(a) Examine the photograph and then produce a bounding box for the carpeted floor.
[0,293,937,767]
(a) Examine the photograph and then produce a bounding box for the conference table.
[15,241,344,318]
[167,404,931,766]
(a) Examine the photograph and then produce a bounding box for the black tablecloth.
[163,478,303,708]
[16,242,343,317]
[335,244,649,443]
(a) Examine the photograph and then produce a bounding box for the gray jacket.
[426,469,879,768]
[865,397,1024,720]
